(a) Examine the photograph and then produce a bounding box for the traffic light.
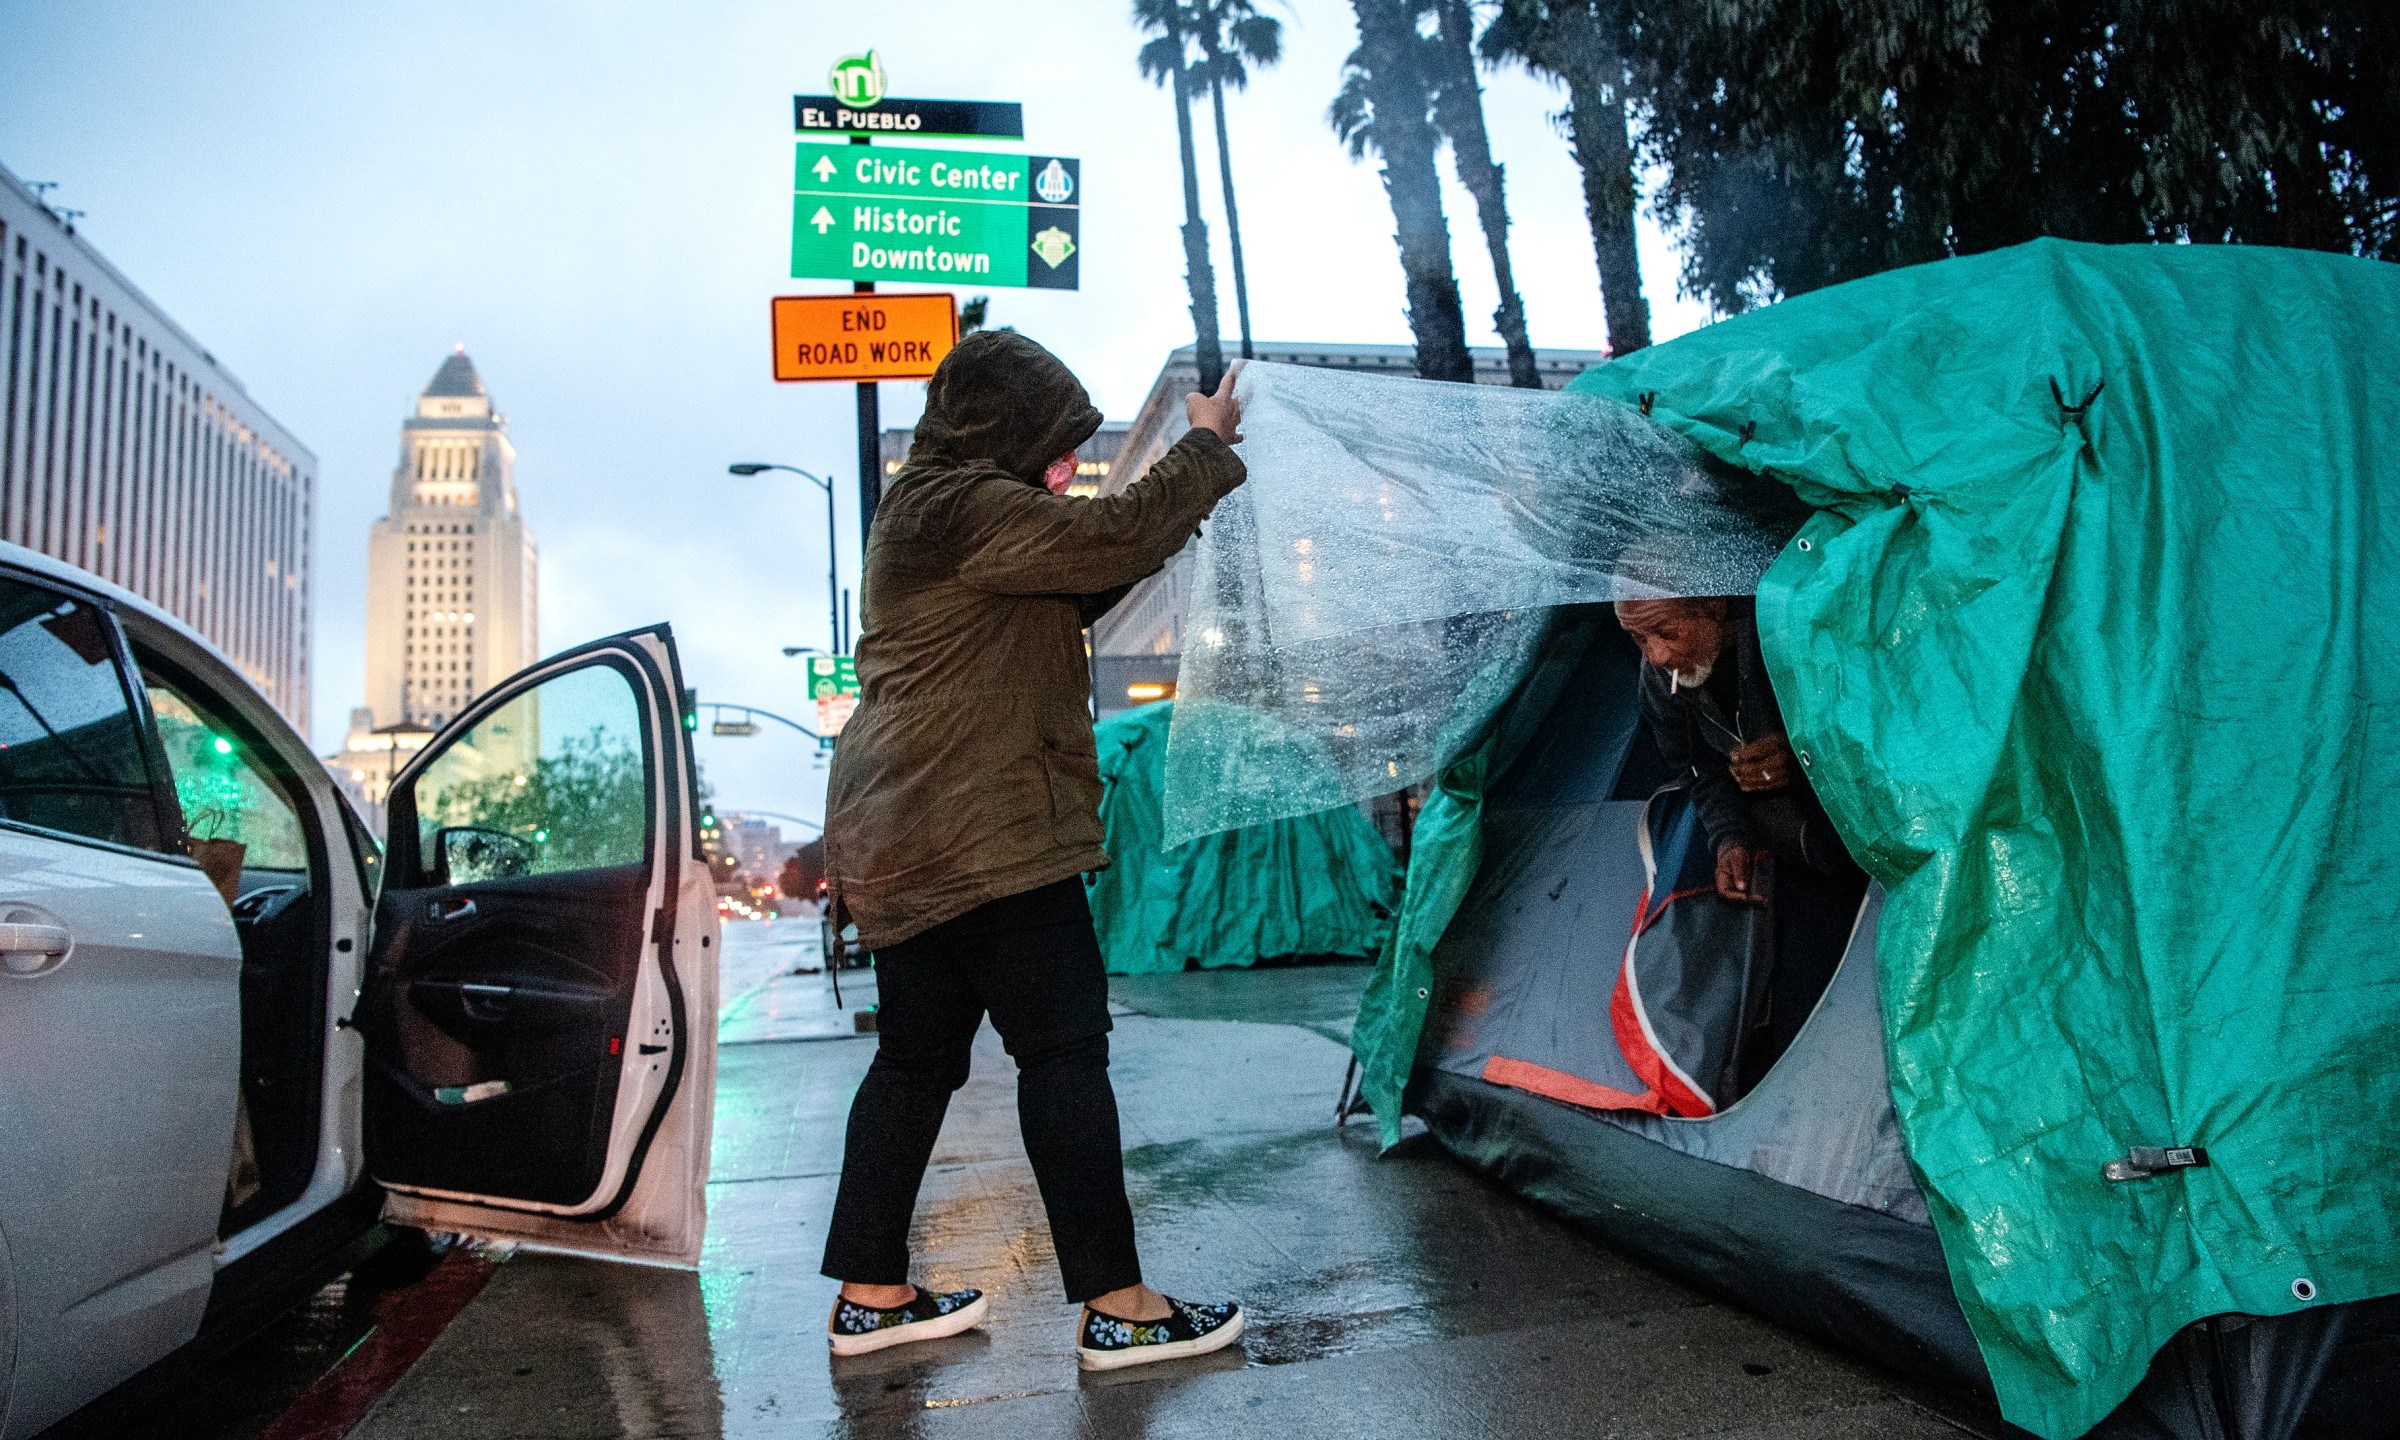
[680,688,699,732]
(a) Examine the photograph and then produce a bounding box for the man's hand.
[1185,364,1244,444]
[1728,731,1798,793]
[1715,843,1771,906]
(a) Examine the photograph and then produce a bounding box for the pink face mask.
[1043,452,1077,494]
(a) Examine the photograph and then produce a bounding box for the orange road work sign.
[770,293,958,382]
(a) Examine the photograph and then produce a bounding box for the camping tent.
[1088,700,1398,974]
[1171,240,2399,1438]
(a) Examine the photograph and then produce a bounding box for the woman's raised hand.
[1185,363,1245,444]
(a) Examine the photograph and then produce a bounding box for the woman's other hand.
[1185,364,1245,444]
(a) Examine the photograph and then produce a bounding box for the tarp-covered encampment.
[1088,700,1398,973]
[1166,240,2400,1438]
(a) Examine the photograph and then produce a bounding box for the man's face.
[1616,598,1731,684]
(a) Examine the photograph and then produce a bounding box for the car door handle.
[458,981,513,1022]
[0,923,73,977]
[428,897,478,923]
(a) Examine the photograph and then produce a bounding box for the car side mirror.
[435,826,534,885]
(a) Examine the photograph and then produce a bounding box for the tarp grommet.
[1416,987,1429,999]
[1797,750,1813,767]
[1797,538,1814,552]
[2293,1278,2318,1302]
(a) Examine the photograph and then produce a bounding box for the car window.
[408,660,650,885]
[0,576,164,851]
[145,681,310,871]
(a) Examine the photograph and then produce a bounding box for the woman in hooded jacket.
[818,331,1249,1370]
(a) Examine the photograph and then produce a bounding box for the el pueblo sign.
[790,53,1079,290]
[795,51,1025,140]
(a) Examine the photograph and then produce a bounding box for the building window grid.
[23,270,47,550]
[0,255,22,540]
[37,282,59,554]
[0,207,316,722]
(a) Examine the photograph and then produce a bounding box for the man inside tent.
[1615,595,1867,1086]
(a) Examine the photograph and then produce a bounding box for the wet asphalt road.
[116,917,2011,1439]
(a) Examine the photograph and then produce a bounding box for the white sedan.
[0,543,720,1437]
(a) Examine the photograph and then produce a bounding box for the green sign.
[791,143,1080,290]
[805,654,859,699]
[809,655,860,749]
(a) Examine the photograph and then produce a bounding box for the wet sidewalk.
[342,922,2000,1439]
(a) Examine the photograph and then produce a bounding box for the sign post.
[852,137,881,537]
[786,53,1074,550]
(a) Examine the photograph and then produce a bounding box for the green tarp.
[1351,239,2400,1437]
[1090,701,1399,974]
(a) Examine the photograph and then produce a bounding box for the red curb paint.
[255,1249,499,1440]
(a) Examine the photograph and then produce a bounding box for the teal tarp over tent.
[1345,240,2400,1437]
[1090,701,1398,974]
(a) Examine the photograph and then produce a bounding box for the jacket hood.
[908,330,1104,483]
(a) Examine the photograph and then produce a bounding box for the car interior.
[128,640,340,1236]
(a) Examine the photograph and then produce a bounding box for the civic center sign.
[791,145,1080,290]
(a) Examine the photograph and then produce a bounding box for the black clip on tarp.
[2103,1145,2211,1182]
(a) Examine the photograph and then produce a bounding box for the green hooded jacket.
[825,331,1245,948]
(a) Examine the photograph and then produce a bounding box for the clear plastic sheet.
[1162,361,1806,845]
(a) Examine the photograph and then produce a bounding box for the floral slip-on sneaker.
[827,1286,989,1356]
[1075,1296,1245,1371]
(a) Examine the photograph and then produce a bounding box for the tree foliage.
[1482,0,1654,352]
[1134,0,1227,389]
[424,727,647,877]
[1335,0,1477,381]
[1190,0,1284,358]
[1633,0,2400,314]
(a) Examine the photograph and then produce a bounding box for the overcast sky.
[0,0,1710,832]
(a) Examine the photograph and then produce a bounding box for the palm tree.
[1188,0,1282,362]
[1431,0,1540,386]
[1484,0,1651,355]
[1135,0,1226,391]
[1333,0,1475,382]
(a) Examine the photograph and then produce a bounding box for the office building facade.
[0,163,316,725]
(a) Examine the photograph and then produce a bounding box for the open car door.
[360,626,718,1264]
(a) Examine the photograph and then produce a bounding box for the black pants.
[820,878,1143,1304]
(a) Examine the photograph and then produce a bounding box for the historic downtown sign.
[791,143,1081,290]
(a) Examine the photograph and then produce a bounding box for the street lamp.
[729,462,844,654]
